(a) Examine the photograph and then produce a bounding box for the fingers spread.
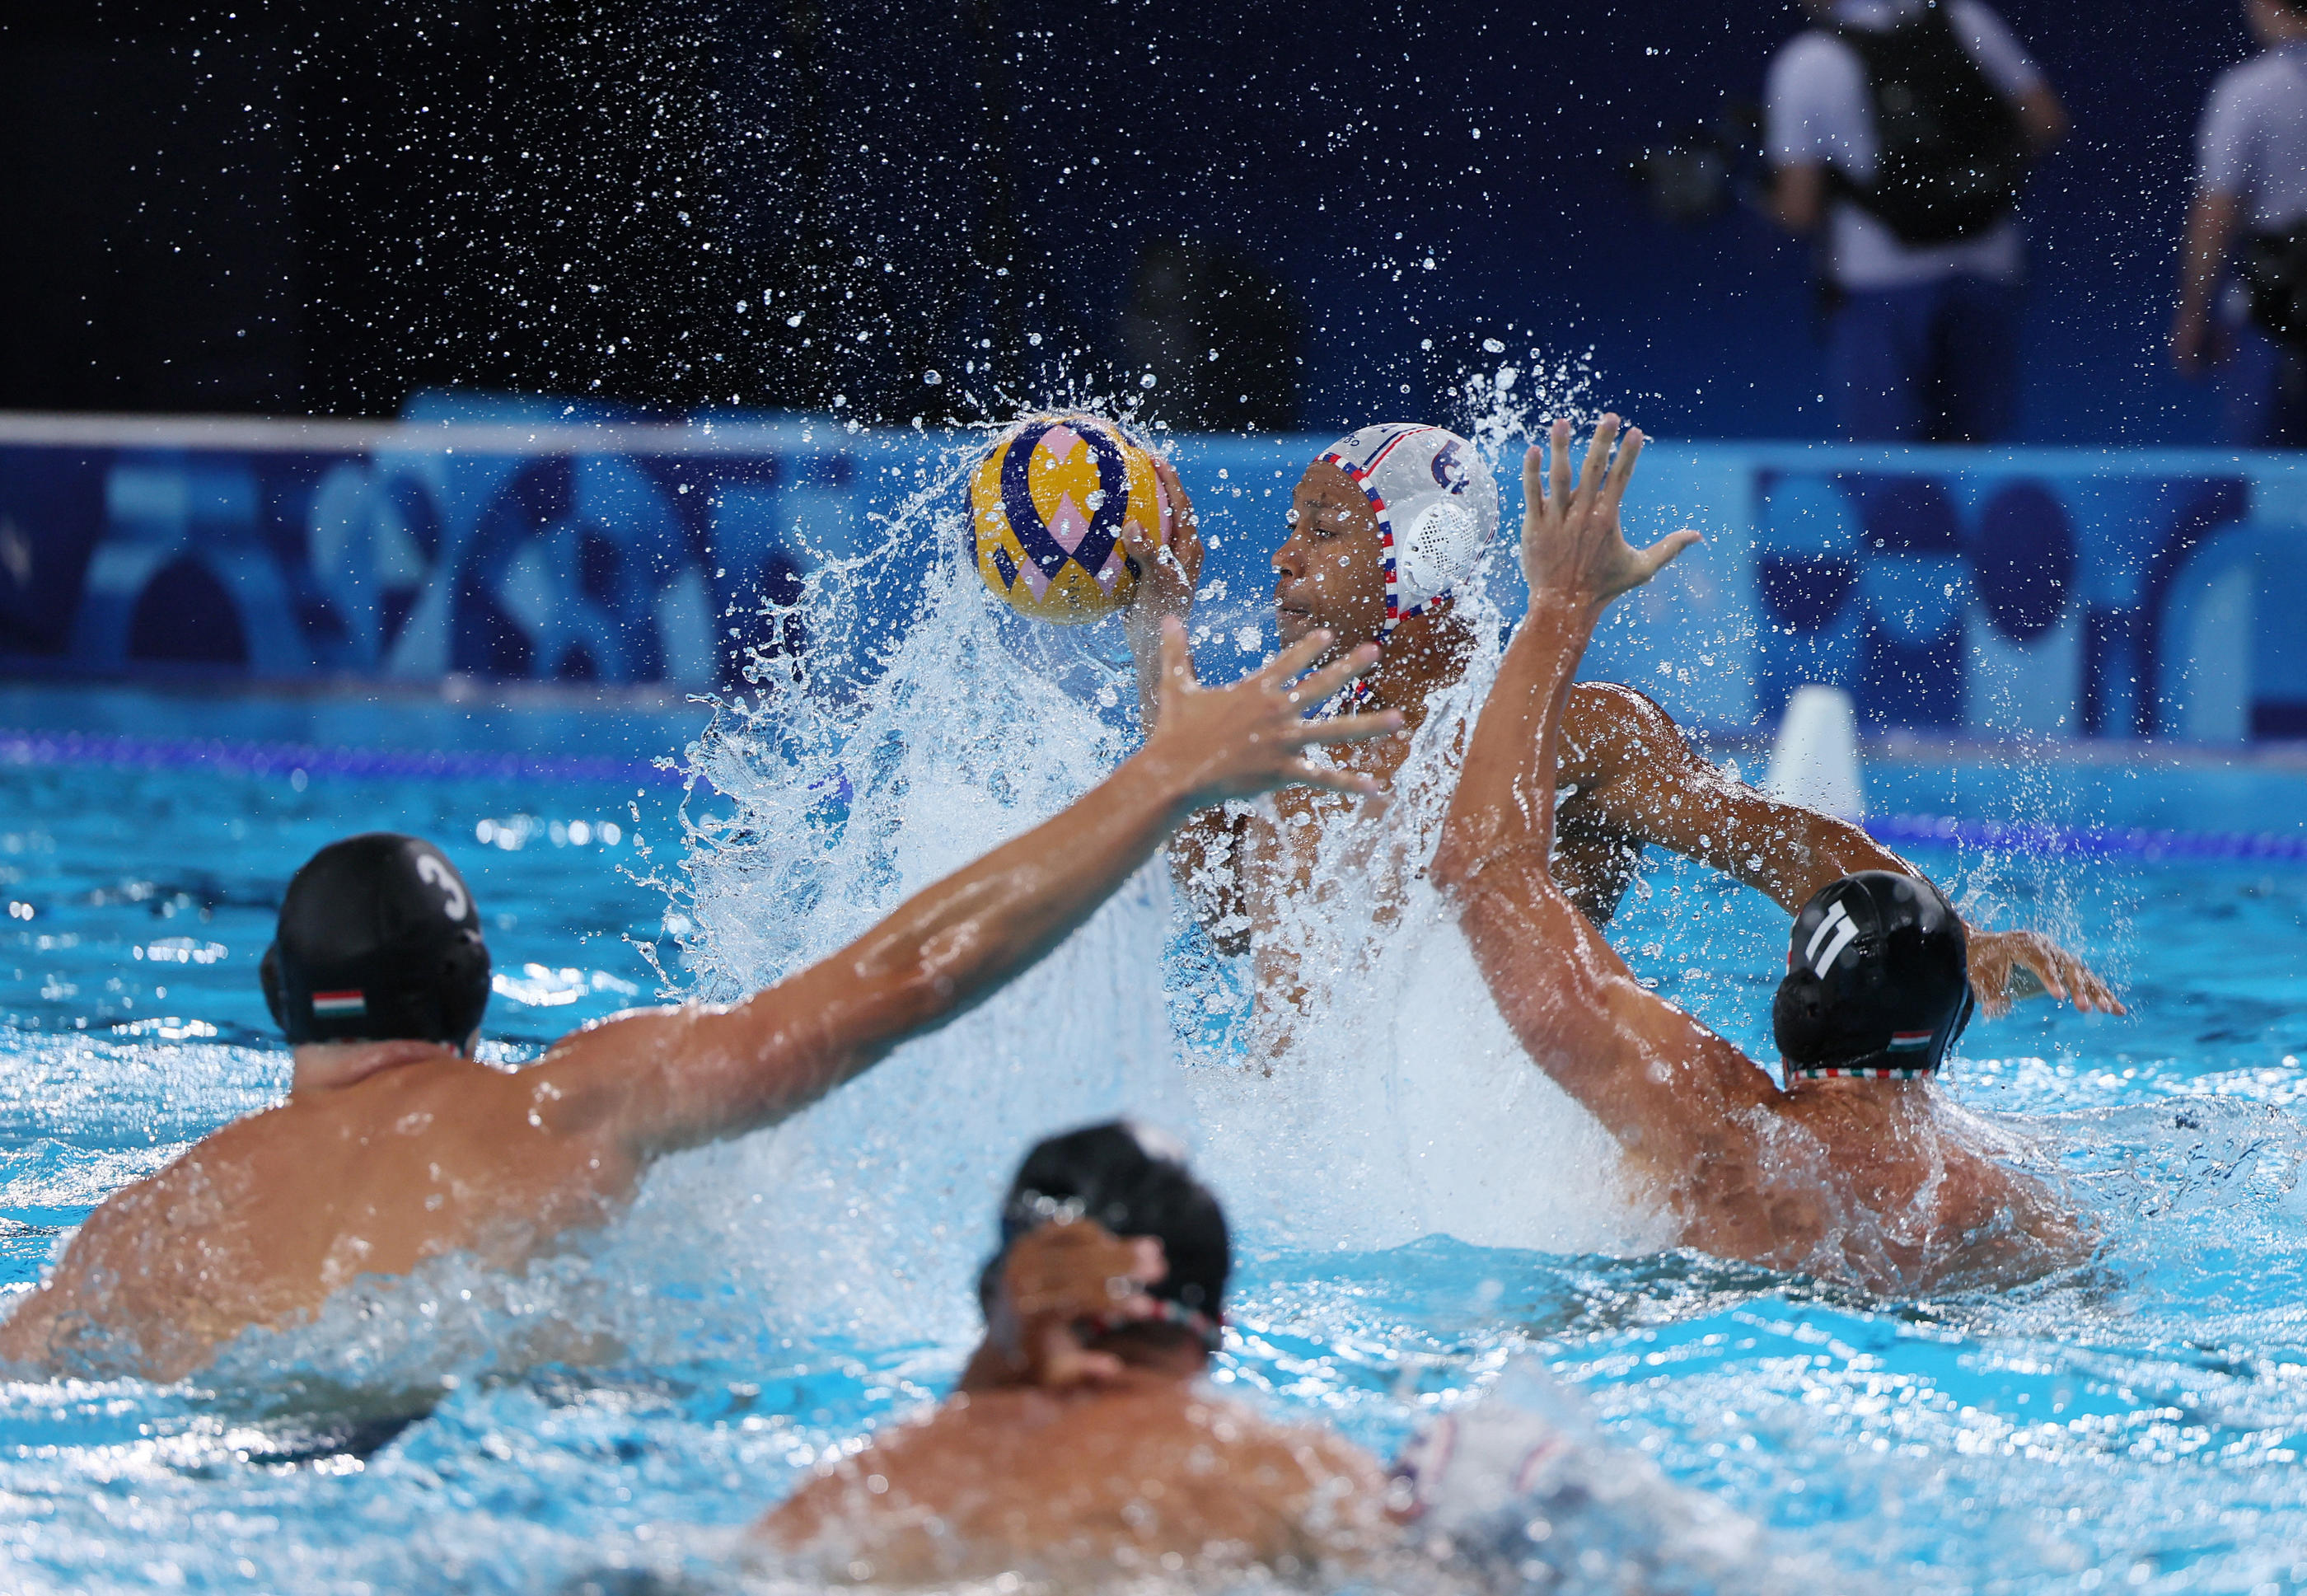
[2065,958,2114,1014]
[1578,414,1621,499]
[2029,948,2072,1002]
[1286,760,1383,797]
[1264,627,1335,686]
[1292,641,1382,705]
[1638,528,1703,581]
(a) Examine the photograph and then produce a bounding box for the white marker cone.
[1766,685,1865,819]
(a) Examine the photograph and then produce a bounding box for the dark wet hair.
[977,1121,1231,1321]
[260,833,490,1047]
[1772,871,1973,1079]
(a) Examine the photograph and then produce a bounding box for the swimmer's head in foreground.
[260,832,490,1056]
[1773,869,1976,1082]
[1274,424,1499,654]
[760,1125,1396,1582]
[975,1120,1229,1371]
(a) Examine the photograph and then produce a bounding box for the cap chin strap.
[1076,1300,1224,1355]
[1318,447,1420,646]
[1790,1065,1938,1080]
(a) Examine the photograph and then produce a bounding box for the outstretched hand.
[1522,415,1699,610]
[1141,619,1402,809]
[1968,928,2127,1019]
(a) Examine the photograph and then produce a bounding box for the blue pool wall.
[2,400,2302,743]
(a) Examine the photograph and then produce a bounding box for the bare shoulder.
[1560,682,1696,777]
[1182,1392,1382,1480]
[523,1004,707,1109]
[1191,1401,1395,1551]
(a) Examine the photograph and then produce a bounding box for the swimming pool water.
[2,686,2305,1594]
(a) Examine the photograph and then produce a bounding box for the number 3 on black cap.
[415,854,468,921]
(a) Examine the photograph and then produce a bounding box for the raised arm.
[548,623,1401,1159]
[1561,686,2122,1016]
[1114,458,1257,951]
[1431,419,1777,1163]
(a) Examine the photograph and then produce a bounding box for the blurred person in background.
[2172,0,2307,447]
[1766,0,2068,442]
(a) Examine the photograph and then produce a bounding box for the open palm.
[1520,414,1698,608]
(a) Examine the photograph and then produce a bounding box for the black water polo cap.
[1772,871,1973,1080]
[260,833,491,1047]
[979,1121,1232,1341]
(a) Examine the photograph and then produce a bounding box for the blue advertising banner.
[2,404,2301,743]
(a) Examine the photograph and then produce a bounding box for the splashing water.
[656,372,1684,1291]
[648,419,1191,1350]
[3,386,2307,1588]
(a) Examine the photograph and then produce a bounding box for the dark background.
[0,1,2264,442]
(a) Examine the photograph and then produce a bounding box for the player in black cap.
[1772,870,1976,1081]
[260,833,493,1053]
[1432,415,2091,1294]
[966,1120,1230,1376]
[758,1121,1395,1584]
[0,619,1404,1381]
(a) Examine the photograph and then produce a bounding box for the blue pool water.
[1,678,2305,1594]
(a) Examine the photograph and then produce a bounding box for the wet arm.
[1433,424,1771,1157]
[1566,686,1920,915]
[1434,594,1776,1159]
[1568,690,2122,1015]
[553,752,1215,1159]
[556,627,1394,1158]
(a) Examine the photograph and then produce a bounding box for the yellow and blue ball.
[971,414,1166,625]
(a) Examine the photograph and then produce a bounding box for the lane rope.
[3,729,2301,864]
[0,728,686,789]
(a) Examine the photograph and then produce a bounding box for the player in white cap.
[1118,428,2118,1051]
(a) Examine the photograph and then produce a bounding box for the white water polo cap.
[1317,424,1500,634]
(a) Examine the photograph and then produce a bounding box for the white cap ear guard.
[1317,424,1500,634]
[1397,498,1487,613]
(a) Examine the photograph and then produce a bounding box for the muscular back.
[1616,1056,2085,1293]
[764,1378,1392,1584]
[0,1054,639,1381]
